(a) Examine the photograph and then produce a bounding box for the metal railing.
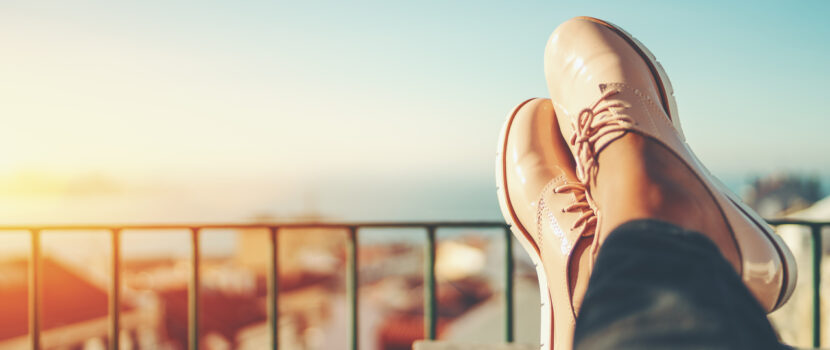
[2,219,827,349]
[2,222,512,350]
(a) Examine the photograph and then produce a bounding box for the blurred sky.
[1,0,829,223]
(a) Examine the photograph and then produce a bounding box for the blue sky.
[1,1,828,222]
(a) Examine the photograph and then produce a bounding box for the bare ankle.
[587,132,740,272]
[592,133,726,238]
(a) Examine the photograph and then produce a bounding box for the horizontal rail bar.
[766,219,830,227]
[0,221,510,231]
[2,219,827,232]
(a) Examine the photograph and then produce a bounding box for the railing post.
[812,224,823,348]
[504,227,514,342]
[189,228,200,350]
[109,229,121,350]
[346,227,359,350]
[29,229,41,350]
[268,227,280,350]
[424,226,437,340]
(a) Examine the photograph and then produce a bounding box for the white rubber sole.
[495,98,555,350]
[715,176,799,309]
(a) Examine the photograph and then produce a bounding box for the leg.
[574,219,783,350]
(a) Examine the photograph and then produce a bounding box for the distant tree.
[742,173,824,217]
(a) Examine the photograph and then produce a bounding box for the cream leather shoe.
[496,98,597,350]
[543,16,796,312]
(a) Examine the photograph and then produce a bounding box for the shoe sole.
[495,98,555,350]
[581,16,796,310]
[713,176,798,309]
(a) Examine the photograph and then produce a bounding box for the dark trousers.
[574,219,785,350]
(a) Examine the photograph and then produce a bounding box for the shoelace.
[568,88,635,261]
[570,88,634,187]
[552,182,596,237]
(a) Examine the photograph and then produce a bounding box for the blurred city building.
[0,257,158,349]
